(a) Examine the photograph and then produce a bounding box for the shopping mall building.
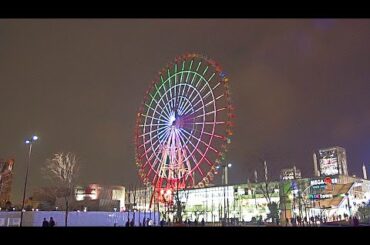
[126,146,370,223]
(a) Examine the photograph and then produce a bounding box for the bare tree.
[43,152,80,227]
[256,161,279,224]
[172,171,190,224]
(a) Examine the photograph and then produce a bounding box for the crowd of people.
[39,215,361,227]
[41,217,55,227]
[284,215,361,226]
[124,217,155,227]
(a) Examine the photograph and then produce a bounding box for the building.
[0,159,15,207]
[279,174,370,223]
[126,182,281,223]
[280,167,301,180]
[54,184,125,212]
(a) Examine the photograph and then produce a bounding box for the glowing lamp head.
[25,140,31,144]
[32,135,38,141]
[228,163,232,168]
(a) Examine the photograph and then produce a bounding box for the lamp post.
[216,163,232,225]
[20,135,38,227]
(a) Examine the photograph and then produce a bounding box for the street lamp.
[216,163,232,185]
[216,163,232,225]
[20,135,38,227]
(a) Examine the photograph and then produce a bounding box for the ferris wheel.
[135,53,234,200]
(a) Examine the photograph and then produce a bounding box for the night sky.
[1,19,370,204]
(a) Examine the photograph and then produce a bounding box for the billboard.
[319,150,340,176]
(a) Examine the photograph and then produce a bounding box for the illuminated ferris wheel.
[135,53,234,201]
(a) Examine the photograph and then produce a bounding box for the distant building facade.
[0,159,15,207]
[55,184,125,212]
[280,167,301,180]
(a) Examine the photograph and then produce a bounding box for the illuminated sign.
[309,194,333,200]
[310,177,338,186]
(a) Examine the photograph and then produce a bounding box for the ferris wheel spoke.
[184,121,225,126]
[179,129,213,167]
[181,73,210,115]
[144,103,170,121]
[182,61,193,95]
[196,164,205,177]
[139,127,169,150]
[215,93,224,101]
[181,68,195,106]
[180,128,218,153]
[160,75,173,114]
[177,129,201,157]
[176,130,200,175]
[182,95,204,117]
[207,72,216,83]
[142,147,159,169]
[174,65,182,110]
[177,129,208,178]
[176,62,186,109]
[149,84,171,114]
[139,123,168,127]
[184,85,216,115]
[141,114,169,124]
[179,130,215,172]
[176,85,187,114]
[183,79,217,116]
[195,60,202,73]
[141,130,171,168]
[202,65,209,76]
[184,107,226,122]
[178,86,196,115]
[166,69,175,110]
[172,66,178,110]
[181,90,203,116]
[182,124,224,140]
[186,74,204,107]
[161,75,172,115]
[181,70,203,110]
[144,150,163,171]
[148,91,171,117]
[177,84,188,115]
[183,110,214,122]
[138,125,168,138]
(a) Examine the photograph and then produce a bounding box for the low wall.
[0,211,160,227]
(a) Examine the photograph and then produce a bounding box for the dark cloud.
[1,19,370,203]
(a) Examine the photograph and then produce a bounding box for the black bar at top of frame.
[1,6,370,18]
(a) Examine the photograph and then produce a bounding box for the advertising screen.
[319,149,340,176]
[320,157,339,176]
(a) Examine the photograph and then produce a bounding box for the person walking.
[201,218,205,226]
[353,216,359,226]
[42,218,49,227]
[49,217,55,227]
